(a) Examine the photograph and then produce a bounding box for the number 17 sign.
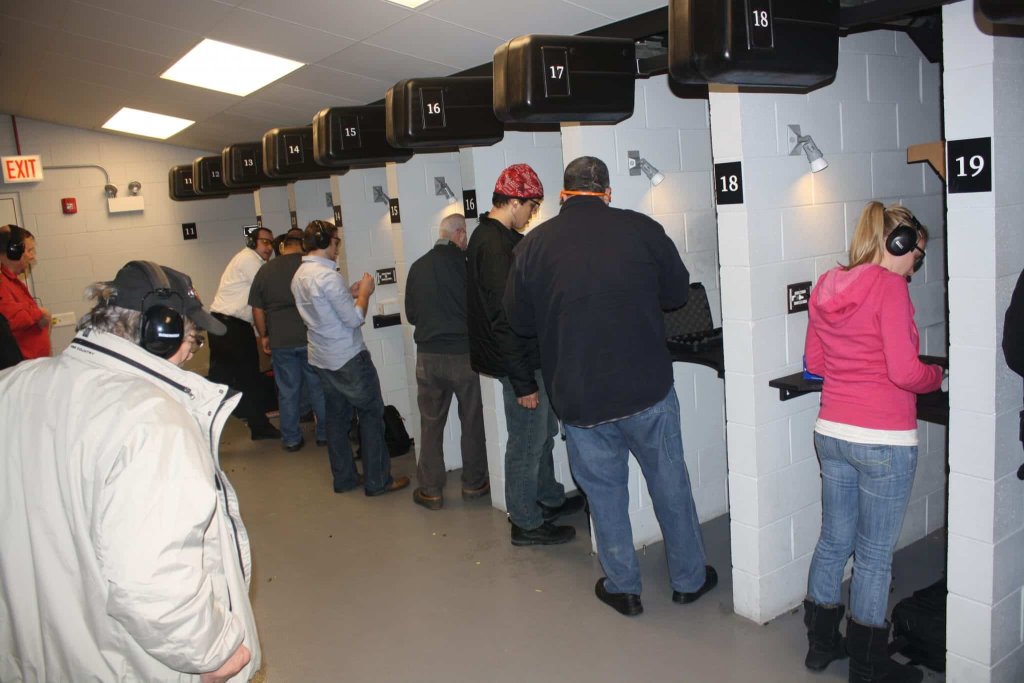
[947,137,992,194]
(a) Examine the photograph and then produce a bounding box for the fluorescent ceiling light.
[384,0,432,7]
[102,107,194,139]
[161,39,304,97]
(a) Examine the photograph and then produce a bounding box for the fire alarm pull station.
[61,198,78,215]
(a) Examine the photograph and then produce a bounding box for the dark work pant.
[415,351,488,496]
[208,313,269,429]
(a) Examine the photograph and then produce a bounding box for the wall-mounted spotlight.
[127,180,142,196]
[434,176,458,205]
[788,125,828,173]
[104,184,118,198]
[372,186,391,204]
[627,150,665,186]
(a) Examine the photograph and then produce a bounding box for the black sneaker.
[595,578,643,616]
[540,495,586,523]
[511,521,576,546]
[250,423,281,441]
[672,565,718,604]
[283,436,305,452]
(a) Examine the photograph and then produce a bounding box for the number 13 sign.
[947,137,992,194]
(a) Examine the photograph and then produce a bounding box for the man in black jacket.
[466,164,582,546]
[406,213,489,510]
[504,156,716,616]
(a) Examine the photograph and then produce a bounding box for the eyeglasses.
[255,238,273,246]
[912,245,926,273]
[189,333,206,351]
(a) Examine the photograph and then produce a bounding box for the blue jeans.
[271,346,327,446]
[499,371,565,529]
[564,387,707,596]
[807,433,917,627]
[314,350,393,494]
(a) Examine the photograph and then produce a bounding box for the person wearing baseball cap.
[466,163,584,546]
[0,260,260,682]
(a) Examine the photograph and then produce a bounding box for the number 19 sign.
[947,137,992,194]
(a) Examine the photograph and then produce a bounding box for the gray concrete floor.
[219,416,947,683]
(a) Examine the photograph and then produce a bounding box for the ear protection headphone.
[4,225,27,261]
[131,261,186,359]
[885,215,923,257]
[308,220,334,251]
[246,228,266,250]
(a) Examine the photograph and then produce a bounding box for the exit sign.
[2,155,44,183]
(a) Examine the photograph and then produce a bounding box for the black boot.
[846,618,923,683]
[803,599,847,671]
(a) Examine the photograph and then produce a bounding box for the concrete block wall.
[458,130,572,512]
[943,4,1024,681]
[387,151,467,470]
[710,29,947,623]
[559,74,726,550]
[0,116,257,353]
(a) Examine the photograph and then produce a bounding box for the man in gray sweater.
[405,213,489,510]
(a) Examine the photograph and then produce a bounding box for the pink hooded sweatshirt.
[805,263,943,431]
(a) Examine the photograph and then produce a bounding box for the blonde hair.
[845,201,928,270]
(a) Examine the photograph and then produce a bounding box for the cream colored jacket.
[0,331,261,682]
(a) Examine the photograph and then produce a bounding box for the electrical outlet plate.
[627,150,641,176]
[788,125,804,155]
[51,311,76,328]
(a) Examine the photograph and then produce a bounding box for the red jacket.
[805,264,942,431]
[0,265,50,359]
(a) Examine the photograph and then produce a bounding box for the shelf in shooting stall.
[373,313,401,329]
[767,355,948,425]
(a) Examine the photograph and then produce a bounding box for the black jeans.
[208,313,269,429]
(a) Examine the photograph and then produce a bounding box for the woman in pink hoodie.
[801,202,943,683]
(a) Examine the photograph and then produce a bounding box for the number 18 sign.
[947,137,992,194]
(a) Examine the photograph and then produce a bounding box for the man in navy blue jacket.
[504,156,717,616]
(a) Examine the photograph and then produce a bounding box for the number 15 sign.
[947,137,992,194]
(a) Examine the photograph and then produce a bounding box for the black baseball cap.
[106,261,226,335]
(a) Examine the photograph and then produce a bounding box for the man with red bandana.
[465,164,584,546]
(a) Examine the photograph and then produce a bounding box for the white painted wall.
[0,116,257,353]
[557,74,726,549]
[943,4,1024,681]
[709,29,947,623]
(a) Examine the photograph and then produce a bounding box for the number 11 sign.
[947,137,992,194]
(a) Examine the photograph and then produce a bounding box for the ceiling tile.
[559,0,666,20]
[71,0,234,34]
[423,0,609,42]
[237,0,411,41]
[23,77,136,131]
[0,0,75,26]
[208,8,354,64]
[58,2,202,59]
[278,65,390,103]
[130,80,242,121]
[223,99,313,129]
[248,83,363,113]
[364,14,504,69]
[316,43,452,85]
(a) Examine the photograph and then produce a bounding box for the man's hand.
[357,272,375,298]
[37,308,51,329]
[517,392,539,410]
[199,644,251,683]
[259,336,271,356]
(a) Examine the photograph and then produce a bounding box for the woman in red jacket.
[0,225,51,359]
[801,202,943,683]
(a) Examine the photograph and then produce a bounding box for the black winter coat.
[466,213,541,396]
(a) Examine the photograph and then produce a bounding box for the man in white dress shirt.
[209,227,280,440]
